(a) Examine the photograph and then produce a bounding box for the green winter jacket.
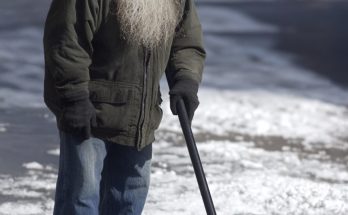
[43,0,206,150]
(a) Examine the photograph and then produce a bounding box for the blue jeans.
[53,131,152,215]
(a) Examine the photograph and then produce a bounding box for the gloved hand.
[169,79,200,123]
[59,97,97,140]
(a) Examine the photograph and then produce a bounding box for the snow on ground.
[1,135,348,214]
[143,140,348,215]
[0,164,55,215]
[160,87,348,151]
[1,82,348,214]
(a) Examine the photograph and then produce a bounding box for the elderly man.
[43,0,206,214]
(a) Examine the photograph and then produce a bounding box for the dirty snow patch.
[0,202,45,215]
[23,162,44,170]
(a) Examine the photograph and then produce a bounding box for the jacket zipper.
[137,48,151,150]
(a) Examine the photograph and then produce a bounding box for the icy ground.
[1,57,348,214]
[1,3,348,215]
[1,80,348,214]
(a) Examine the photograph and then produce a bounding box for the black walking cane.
[176,98,217,215]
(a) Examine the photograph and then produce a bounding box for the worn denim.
[53,131,152,215]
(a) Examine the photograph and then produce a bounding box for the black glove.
[169,79,200,123]
[59,97,97,140]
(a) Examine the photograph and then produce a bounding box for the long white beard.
[116,0,184,48]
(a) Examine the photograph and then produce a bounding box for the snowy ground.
[1,1,348,215]
[1,83,348,214]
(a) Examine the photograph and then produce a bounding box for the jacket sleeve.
[43,0,99,101]
[166,0,206,88]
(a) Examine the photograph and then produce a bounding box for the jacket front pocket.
[88,80,140,136]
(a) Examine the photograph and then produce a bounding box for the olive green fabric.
[43,0,206,150]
